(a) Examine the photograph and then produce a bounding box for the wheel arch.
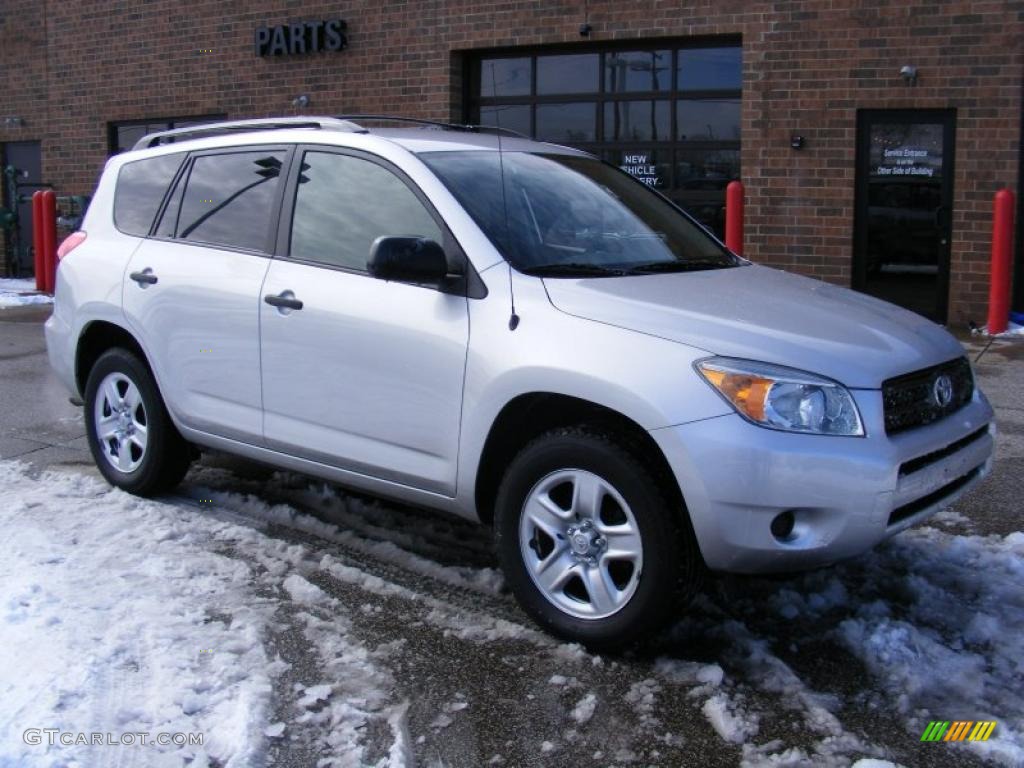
[472,392,687,528]
[75,320,156,396]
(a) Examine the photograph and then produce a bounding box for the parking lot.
[1,303,1022,768]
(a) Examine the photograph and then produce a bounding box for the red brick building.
[1,1,1021,325]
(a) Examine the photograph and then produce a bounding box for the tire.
[84,348,191,496]
[494,427,703,650]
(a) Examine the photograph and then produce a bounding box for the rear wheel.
[84,348,191,495]
[494,427,703,649]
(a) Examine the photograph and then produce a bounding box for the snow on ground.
[0,278,52,308]
[679,522,1024,767]
[0,461,403,767]
[2,453,1022,767]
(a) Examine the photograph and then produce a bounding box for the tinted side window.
[290,151,443,271]
[176,151,287,251]
[113,153,185,236]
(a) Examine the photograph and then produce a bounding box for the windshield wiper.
[521,262,628,277]
[622,260,732,274]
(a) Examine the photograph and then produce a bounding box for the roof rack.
[132,117,366,150]
[335,114,529,139]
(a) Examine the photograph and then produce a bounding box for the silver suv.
[46,117,994,647]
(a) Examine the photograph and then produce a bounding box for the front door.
[260,148,469,495]
[854,109,956,322]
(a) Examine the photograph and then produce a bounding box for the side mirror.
[367,236,449,284]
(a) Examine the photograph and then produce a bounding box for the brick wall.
[0,0,1020,324]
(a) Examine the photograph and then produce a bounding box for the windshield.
[420,150,741,276]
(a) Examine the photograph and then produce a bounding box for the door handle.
[264,291,303,311]
[129,269,158,286]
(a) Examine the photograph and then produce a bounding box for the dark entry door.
[854,110,955,322]
[2,141,43,277]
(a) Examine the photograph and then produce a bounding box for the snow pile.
[0,277,51,308]
[835,528,1024,766]
[570,693,598,725]
[0,461,404,767]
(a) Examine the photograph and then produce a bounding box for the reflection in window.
[536,54,599,94]
[675,149,740,190]
[536,103,596,142]
[678,99,741,141]
[479,58,531,97]
[290,152,442,271]
[678,48,742,91]
[604,101,671,142]
[479,104,531,136]
[177,152,286,251]
[114,153,186,236]
[605,51,671,92]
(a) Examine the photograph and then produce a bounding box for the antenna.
[489,63,520,331]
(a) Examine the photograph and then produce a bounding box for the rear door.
[122,146,292,443]
[259,147,470,495]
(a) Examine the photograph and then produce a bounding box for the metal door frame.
[853,108,956,323]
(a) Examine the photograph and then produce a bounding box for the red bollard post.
[32,191,45,291]
[725,180,745,256]
[987,188,1016,335]
[41,190,58,294]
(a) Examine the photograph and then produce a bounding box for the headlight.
[696,357,864,436]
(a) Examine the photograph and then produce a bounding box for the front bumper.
[650,388,995,574]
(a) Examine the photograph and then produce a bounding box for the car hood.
[542,264,964,389]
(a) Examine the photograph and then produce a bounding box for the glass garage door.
[466,42,741,237]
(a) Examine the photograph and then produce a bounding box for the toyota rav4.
[46,117,995,648]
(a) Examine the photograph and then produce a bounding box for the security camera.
[292,94,311,108]
[899,65,918,83]
[579,23,592,37]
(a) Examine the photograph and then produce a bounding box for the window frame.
[149,145,296,257]
[275,144,482,297]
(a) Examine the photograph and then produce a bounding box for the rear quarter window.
[113,153,185,236]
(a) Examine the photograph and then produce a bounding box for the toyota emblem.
[932,374,954,407]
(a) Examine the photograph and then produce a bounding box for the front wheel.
[494,428,703,650]
[84,348,191,496]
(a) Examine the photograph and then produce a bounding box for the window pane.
[480,58,531,97]
[603,101,670,142]
[678,47,742,91]
[536,54,598,94]
[113,152,185,236]
[677,99,741,141]
[479,105,531,136]
[290,152,442,271]
[604,50,671,92]
[536,103,596,142]
[675,149,740,191]
[606,149,671,190]
[177,151,286,251]
[421,151,733,271]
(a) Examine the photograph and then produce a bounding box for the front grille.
[882,357,974,435]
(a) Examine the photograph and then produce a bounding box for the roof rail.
[335,114,529,139]
[132,117,366,150]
